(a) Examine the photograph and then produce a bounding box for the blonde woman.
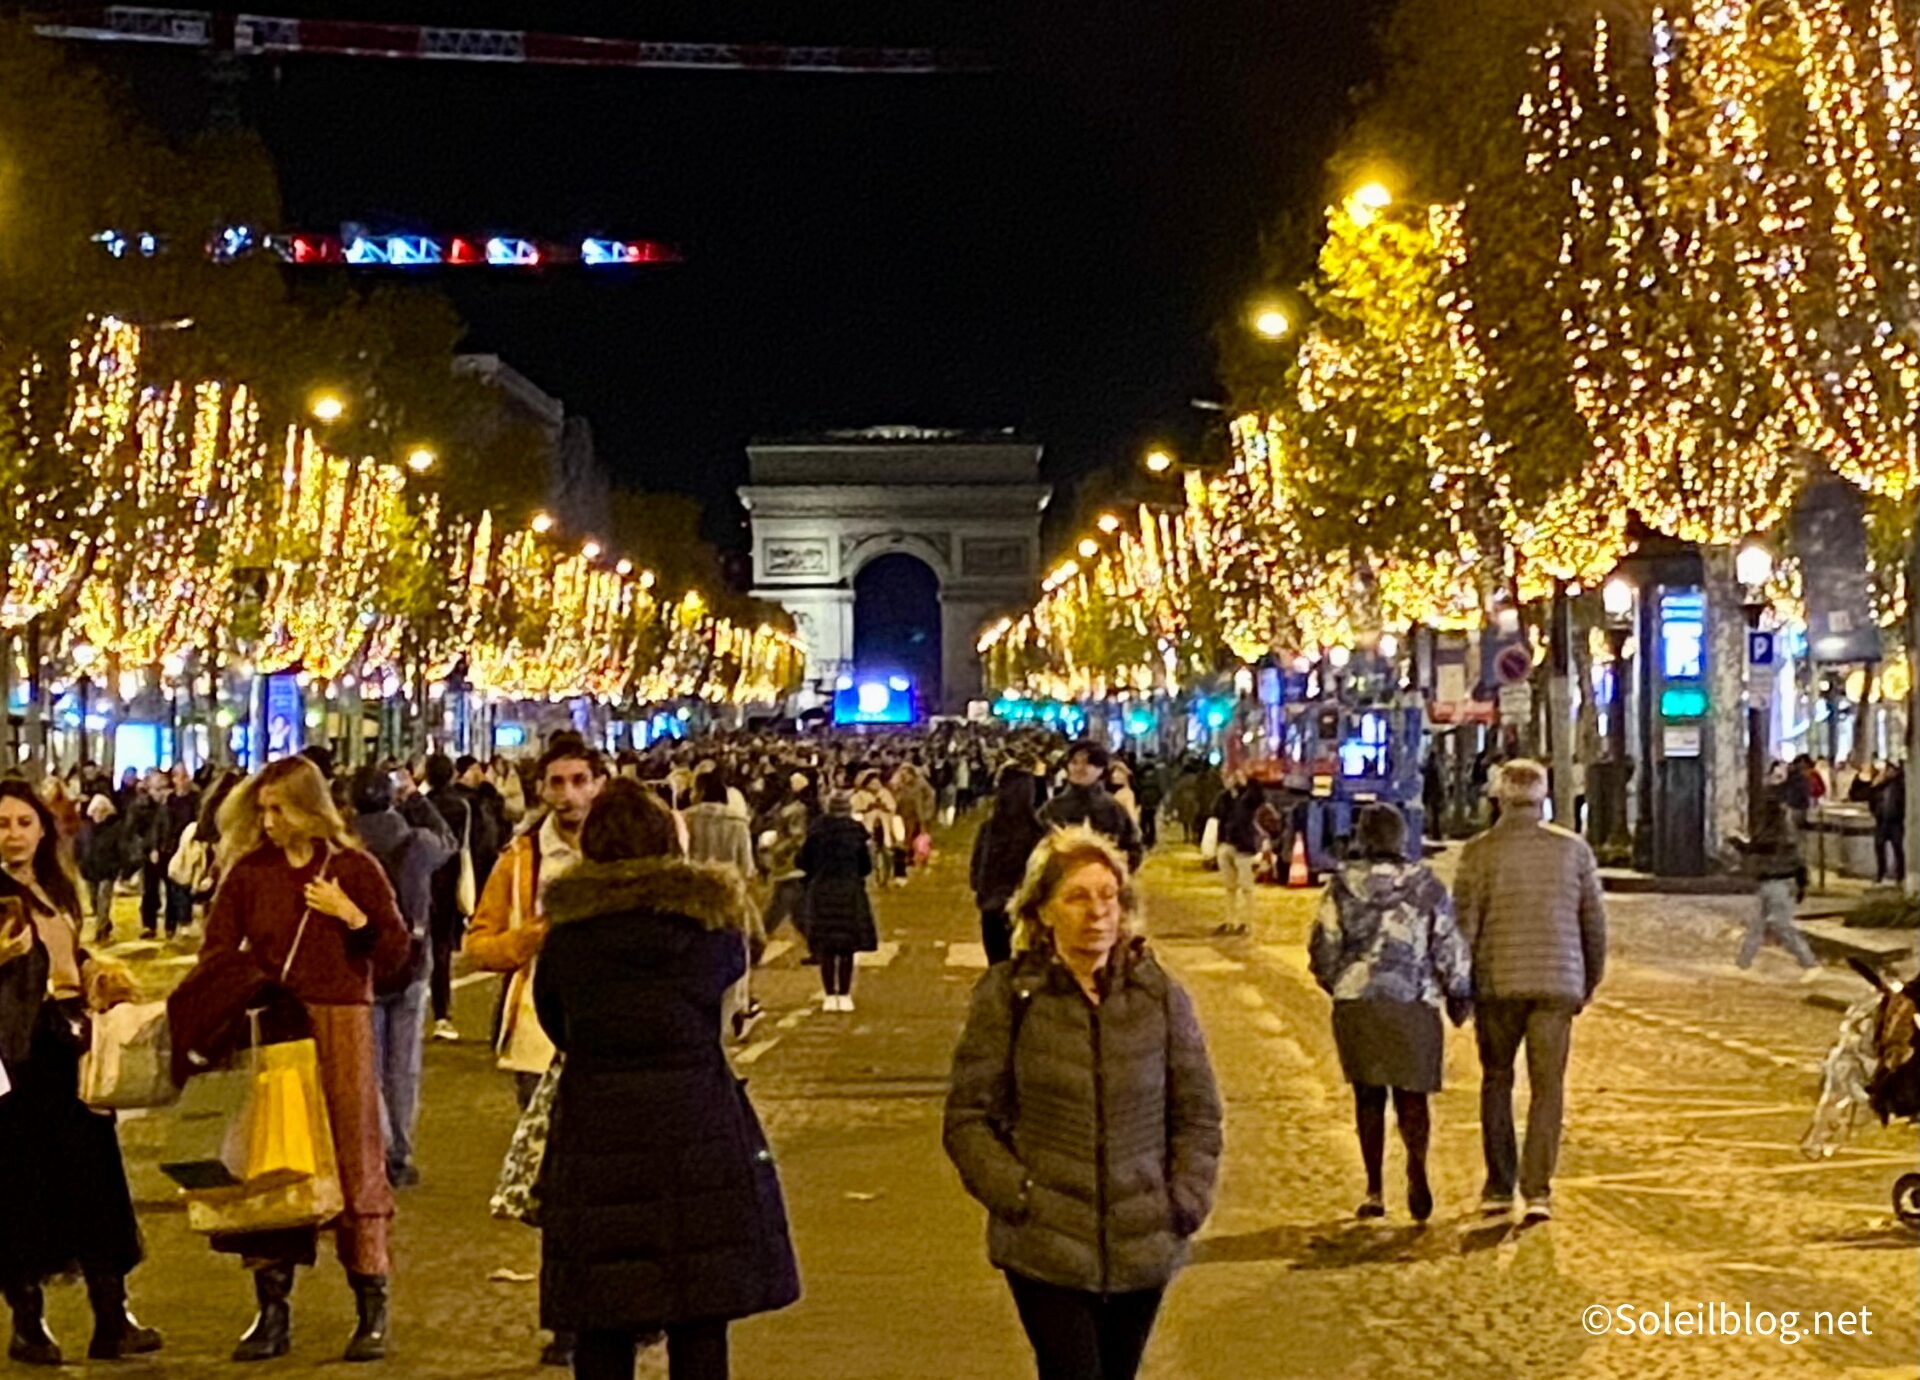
[193,757,409,1363]
[944,827,1221,1380]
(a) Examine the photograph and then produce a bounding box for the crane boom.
[35,7,989,74]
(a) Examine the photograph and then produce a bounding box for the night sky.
[94,1,1388,550]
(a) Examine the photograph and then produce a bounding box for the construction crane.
[35,7,990,75]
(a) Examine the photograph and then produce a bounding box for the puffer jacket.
[944,939,1222,1294]
[534,857,800,1331]
[1309,859,1471,1005]
[1453,803,1608,1004]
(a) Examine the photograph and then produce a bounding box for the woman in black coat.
[969,766,1047,966]
[797,792,880,1012]
[533,781,799,1380]
[0,780,160,1367]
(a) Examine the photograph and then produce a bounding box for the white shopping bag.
[80,1000,180,1110]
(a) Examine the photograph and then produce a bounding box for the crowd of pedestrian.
[28,718,1862,1380]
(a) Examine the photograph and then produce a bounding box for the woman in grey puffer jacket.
[945,826,1221,1380]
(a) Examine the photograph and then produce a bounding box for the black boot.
[4,1283,61,1367]
[343,1273,389,1362]
[232,1264,294,1362]
[85,1273,163,1359]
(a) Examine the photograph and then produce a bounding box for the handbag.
[1200,817,1220,862]
[491,1053,563,1226]
[454,808,477,917]
[79,999,180,1110]
[495,854,556,1074]
[186,1035,343,1235]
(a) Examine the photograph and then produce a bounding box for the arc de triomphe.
[739,430,1051,713]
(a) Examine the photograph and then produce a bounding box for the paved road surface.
[44,823,1919,1377]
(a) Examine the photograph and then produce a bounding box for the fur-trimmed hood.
[543,857,756,934]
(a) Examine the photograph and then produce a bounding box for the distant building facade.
[454,353,610,533]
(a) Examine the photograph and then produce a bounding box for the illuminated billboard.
[833,674,917,726]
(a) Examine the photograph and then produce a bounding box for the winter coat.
[1212,785,1266,855]
[797,815,878,953]
[1041,784,1145,873]
[79,812,132,884]
[1453,804,1608,1005]
[1309,860,1471,1005]
[356,804,456,940]
[970,809,1047,914]
[533,858,800,1332]
[1871,769,1906,831]
[685,803,758,878]
[944,940,1223,1295]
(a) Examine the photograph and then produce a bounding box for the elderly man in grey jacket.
[1454,758,1607,1224]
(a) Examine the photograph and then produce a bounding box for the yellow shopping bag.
[187,1039,343,1236]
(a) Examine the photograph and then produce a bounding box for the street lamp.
[1254,307,1291,340]
[530,510,554,535]
[1144,449,1174,474]
[1077,538,1099,559]
[309,391,346,423]
[1096,513,1122,534]
[582,539,602,561]
[405,446,436,474]
[1598,576,1636,856]
[615,558,634,577]
[1347,181,1393,228]
[1736,542,1775,833]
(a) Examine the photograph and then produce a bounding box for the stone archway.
[738,429,1051,713]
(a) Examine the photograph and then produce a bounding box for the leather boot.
[343,1273,389,1362]
[4,1283,61,1367]
[85,1272,163,1359]
[231,1264,294,1362]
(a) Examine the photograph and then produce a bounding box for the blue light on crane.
[385,236,443,265]
[485,237,542,266]
[344,236,390,265]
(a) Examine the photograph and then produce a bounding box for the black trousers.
[1006,1273,1164,1380]
[574,1323,726,1380]
[819,950,856,996]
[980,908,1013,967]
[138,860,164,935]
[428,904,461,1022]
[1875,825,1905,883]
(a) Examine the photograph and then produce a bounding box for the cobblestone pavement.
[33,828,1918,1378]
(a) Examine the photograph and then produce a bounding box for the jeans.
[1005,1272,1163,1380]
[164,880,193,936]
[1738,879,1817,969]
[574,1323,727,1380]
[370,968,431,1174]
[1475,997,1577,1201]
[90,879,117,936]
[980,907,1012,967]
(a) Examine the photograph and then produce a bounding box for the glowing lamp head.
[582,540,602,560]
[1348,181,1393,227]
[615,558,633,576]
[1254,307,1291,340]
[1096,513,1122,534]
[1377,633,1400,660]
[639,569,657,589]
[1602,576,1635,620]
[405,447,436,473]
[1145,449,1174,474]
[1327,645,1353,670]
[71,642,98,671]
[1077,538,1099,559]
[857,682,891,715]
[530,511,554,534]
[1735,542,1774,591]
[309,392,346,423]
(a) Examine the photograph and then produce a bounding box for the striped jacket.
[1454,804,1607,1004]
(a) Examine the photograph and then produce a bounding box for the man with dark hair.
[351,765,456,1188]
[454,754,508,885]
[1040,739,1144,872]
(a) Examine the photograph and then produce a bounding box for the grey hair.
[1007,825,1138,955]
[1494,758,1550,805]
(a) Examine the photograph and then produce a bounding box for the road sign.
[1747,629,1776,707]
[1498,683,1534,723]
[1493,643,1533,687]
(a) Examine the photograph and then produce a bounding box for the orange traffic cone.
[1287,833,1311,888]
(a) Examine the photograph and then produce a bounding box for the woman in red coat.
[196,757,409,1363]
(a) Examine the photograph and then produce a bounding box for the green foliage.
[1844,892,1920,929]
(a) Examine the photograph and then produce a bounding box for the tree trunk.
[1703,547,1746,859]
[1905,509,1920,895]
[1549,583,1577,828]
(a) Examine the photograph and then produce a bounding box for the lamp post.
[1599,577,1636,854]
[72,642,98,770]
[1735,542,1775,834]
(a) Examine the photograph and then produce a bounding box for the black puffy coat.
[797,814,879,953]
[533,858,800,1333]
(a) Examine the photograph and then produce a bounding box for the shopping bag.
[496,962,557,1075]
[454,810,477,917]
[243,1058,319,1186]
[491,1053,563,1226]
[79,1000,180,1110]
[186,1038,342,1235]
[913,831,933,864]
[1200,817,1220,862]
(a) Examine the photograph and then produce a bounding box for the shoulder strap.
[1002,978,1035,1121]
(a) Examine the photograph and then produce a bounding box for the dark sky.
[98,1,1388,549]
